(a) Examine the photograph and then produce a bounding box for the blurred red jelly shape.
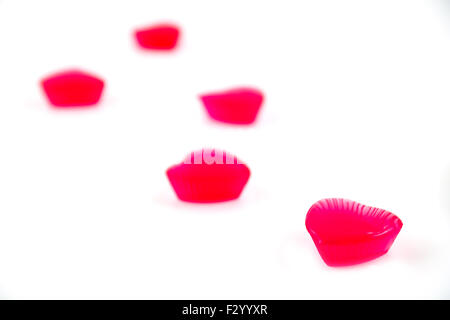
[41,69,105,107]
[305,198,403,267]
[200,87,264,125]
[135,24,180,50]
[166,149,251,203]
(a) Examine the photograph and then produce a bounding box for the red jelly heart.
[200,87,264,125]
[305,198,403,267]
[134,24,180,50]
[166,149,251,203]
[41,70,105,107]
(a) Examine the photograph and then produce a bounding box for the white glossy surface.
[1,0,450,299]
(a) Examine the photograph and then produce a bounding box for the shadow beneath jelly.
[153,193,250,214]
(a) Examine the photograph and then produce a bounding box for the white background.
[1,0,450,299]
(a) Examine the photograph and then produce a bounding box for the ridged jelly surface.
[306,198,403,266]
[166,149,251,203]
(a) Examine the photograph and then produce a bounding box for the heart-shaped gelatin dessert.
[200,87,264,125]
[166,149,251,203]
[305,198,403,266]
[134,24,180,50]
[41,69,105,107]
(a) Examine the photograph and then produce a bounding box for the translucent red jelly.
[305,198,403,267]
[200,87,264,125]
[166,149,251,203]
[41,70,104,107]
[134,24,180,50]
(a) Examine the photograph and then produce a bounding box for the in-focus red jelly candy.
[134,24,180,50]
[41,69,104,107]
[200,87,264,125]
[166,149,251,203]
[305,198,403,267]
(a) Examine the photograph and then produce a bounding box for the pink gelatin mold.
[200,87,264,125]
[134,24,180,50]
[40,69,105,107]
[305,198,403,267]
[166,149,251,203]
